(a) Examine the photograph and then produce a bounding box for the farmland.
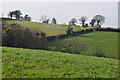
[2,20,119,59]
[2,47,118,78]
[1,1,120,79]
[2,20,119,78]
[4,20,93,36]
[48,31,119,59]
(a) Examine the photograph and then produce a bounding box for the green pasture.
[2,47,118,78]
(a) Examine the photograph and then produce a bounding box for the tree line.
[69,15,105,27]
[39,15,105,28]
[39,15,56,24]
[7,10,105,28]
[8,10,31,21]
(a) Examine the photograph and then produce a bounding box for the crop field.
[4,20,93,36]
[48,31,119,59]
[2,47,118,78]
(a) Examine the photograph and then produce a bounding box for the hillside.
[4,20,93,36]
[48,31,119,59]
[2,47,118,78]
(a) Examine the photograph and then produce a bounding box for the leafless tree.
[90,19,96,27]
[39,15,47,23]
[93,15,105,26]
[69,18,77,26]
[79,16,87,27]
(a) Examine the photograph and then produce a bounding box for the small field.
[2,47,118,78]
[48,31,119,59]
[4,20,93,36]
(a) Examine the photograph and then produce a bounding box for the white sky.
[0,1,119,28]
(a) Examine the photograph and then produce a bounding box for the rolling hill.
[48,31,119,59]
[4,20,93,36]
[2,47,118,78]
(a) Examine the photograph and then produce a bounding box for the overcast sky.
[1,2,118,28]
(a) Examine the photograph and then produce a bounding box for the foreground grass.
[2,47,118,78]
[48,31,119,59]
[4,20,93,36]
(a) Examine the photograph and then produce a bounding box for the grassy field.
[2,47,118,78]
[4,20,93,36]
[48,31,119,59]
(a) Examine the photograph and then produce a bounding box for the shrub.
[92,47,105,57]
[66,27,73,35]
[40,31,46,39]
[2,23,47,49]
[59,38,86,54]
[85,23,88,27]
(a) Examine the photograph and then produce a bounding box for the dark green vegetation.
[48,31,119,59]
[2,47,118,78]
[2,23,47,49]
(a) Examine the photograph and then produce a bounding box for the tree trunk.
[97,20,100,26]
[82,21,85,27]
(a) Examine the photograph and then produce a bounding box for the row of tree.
[39,15,57,24]
[39,15,105,27]
[69,15,105,27]
[7,10,105,27]
[8,10,31,21]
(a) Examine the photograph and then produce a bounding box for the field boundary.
[46,29,94,41]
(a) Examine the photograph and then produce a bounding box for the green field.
[2,20,119,78]
[48,31,119,59]
[2,47,118,78]
[4,20,93,36]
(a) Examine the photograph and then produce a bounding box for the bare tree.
[24,14,31,21]
[14,10,22,20]
[89,19,96,27]
[93,15,105,26]
[8,11,14,19]
[69,18,77,26]
[39,15,47,23]
[79,16,87,27]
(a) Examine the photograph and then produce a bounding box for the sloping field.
[48,31,119,59]
[2,47,118,78]
[4,20,93,36]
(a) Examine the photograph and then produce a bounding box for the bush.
[92,47,105,57]
[2,23,47,49]
[59,38,86,54]
[66,27,73,35]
